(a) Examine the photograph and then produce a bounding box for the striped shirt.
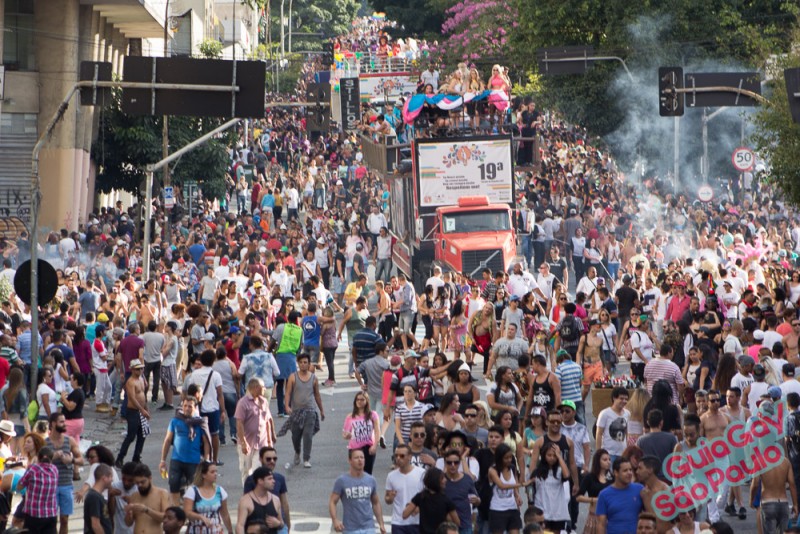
[394,400,431,443]
[643,359,684,405]
[16,330,42,365]
[555,360,582,402]
[18,462,59,518]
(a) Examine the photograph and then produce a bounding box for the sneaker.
[110,407,118,417]
[303,461,312,468]
[379,436,386,449]
[158,404,174,411]
[724,503,736,516]
[294,453,301,466]
[231,437,238,445]
[215,460,224,466]
[114,458,123,469]
[220,439,226,446]
[738,507,746,520]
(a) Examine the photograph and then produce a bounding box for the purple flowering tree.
[433,0,519,73]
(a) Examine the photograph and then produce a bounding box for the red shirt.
[224,339,241,368]
[118,335,144,373]
[0,357,10,388]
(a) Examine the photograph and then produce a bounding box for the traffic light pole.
[29,78,242,402]
[142,117,242,281]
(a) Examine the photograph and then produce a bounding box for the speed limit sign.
[732,147,755,172]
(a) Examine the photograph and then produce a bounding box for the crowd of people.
[0,14,797,534]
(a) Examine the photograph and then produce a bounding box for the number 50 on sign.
[732,147,755,172]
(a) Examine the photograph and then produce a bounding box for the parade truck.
[387,135,517,288]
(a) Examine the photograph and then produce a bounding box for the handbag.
[600,327,618,365]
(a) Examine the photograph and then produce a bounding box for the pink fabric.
[64,418,84,442]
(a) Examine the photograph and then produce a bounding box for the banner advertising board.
[359,72,418,103]
[416,138,513,208]
[339,78,361,131]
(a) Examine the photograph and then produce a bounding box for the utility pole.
[288,0,293,53]
[162,0,171,256]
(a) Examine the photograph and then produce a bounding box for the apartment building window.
[3,0,36,71]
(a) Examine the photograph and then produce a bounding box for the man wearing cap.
[744,363,770,412]
[116,359,150,468]
[780,363,800,397]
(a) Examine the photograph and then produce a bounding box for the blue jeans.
[606,262,620,281]
[220,392,238,443]
[575,400,586,426]
[375,258,392,282]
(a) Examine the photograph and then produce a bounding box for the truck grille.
[461,250,504,277]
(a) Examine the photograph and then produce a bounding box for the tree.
[510,0,798,137]
[751,47,800,205]
[370,0,451,37]
[92,90,234,202]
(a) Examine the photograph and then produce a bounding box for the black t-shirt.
[548,257,568,284]
[63,389,85,420]
[411,491,456,534]
[474,448,495,518]
[334,252,346,278]
[578,473,612,498]
[615,286,639,320]
[84,488,112,534]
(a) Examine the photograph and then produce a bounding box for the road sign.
[339,78,361,132]
[732,147,755,172]
[14,260,58,306]
[698,185,713,203]
[537,46,595,75]
[684,72,761,107]
[164,186,175,209]
[785,68,800,124]
[79,61,112,106]
[122,57,266,118]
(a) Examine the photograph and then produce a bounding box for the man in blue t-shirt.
[159,397,206,504]
[302,302,322,367]
[596,458,643,534]
[330,449,386,534]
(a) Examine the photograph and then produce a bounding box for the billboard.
[339,78,361,131]
[359,72,418,103]
[415,137,513,208]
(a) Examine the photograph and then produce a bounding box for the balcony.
[81,0,168,39]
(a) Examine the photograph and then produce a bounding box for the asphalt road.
[57,334,761,534]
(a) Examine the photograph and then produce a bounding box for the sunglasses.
[708,398,720,403]
[263,457,277,461]
[464,413,477,418]
[395,454,407,459]
[412,432,426,438]
[445,460,460,465]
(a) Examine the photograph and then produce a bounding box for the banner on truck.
[359,72,418,103]
[416,138,513,208]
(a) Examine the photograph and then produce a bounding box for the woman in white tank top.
[488,444,528,534]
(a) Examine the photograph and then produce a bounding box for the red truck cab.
[433,196,517,277]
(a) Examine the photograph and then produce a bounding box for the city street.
[58,338,761,533]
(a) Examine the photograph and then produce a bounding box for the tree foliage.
[433,0,518,69]
[751,46,800,205]
[92,90,234,202]
[369,0,450,37]
[510,0,798,137]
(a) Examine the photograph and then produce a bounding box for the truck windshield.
[442,210,511,233]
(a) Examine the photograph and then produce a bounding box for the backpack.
[27,399,38,427]
[395,366,432,401]
[559,315,580,342]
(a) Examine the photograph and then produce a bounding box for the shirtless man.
[125,464,171,534]
[720,386,750,518]
[116,359,150,466]
[750,457,798,534]
[577,320,605,401]
[636,456,671,534]
[236,467,284,534]
[782,319,800,366]
[700,390,731,523]
[700,390,730,439]
[675,415,721,522]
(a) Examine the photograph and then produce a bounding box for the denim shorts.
[57,485,74,515]
[201,409,221,435]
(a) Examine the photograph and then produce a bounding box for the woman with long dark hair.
[487,443,528,534]
[643,380,682,435]
[342,391,380,474]
[402,467,459,534]
[576,448,613,533]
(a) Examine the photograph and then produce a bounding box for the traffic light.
[306,83,330,131]
[322,41,334,68]
[785,68,800,124]
[659,67,684,117]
